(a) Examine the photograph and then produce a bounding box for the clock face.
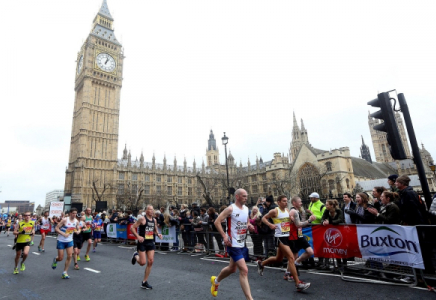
[77,55,83,74]
[96,53,116,72]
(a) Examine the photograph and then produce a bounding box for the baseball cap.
[309,192,320,198]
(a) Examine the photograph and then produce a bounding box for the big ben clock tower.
[64,0,123,208]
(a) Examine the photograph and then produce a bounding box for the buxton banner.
[356,225,424,269]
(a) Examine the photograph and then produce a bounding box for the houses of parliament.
[64,1,435,210]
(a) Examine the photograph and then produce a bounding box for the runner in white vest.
[210,189,255,300]
[52,208,80,279]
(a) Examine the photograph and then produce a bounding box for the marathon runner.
[130,205,162,290]
[210,189,255,300]
[12,215,23,251]
[52,208,80,279]
[92,214,103,252]
[13,212,35,274]
[0,217,4,233]
[38,211,52,252]
[73,213,85,270]
[30,214,37,246]
[5,216,12,236]
[289,196,316,271]
[81,207,93,262]
[257,195,311,292]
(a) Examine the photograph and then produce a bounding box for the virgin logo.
[324,228,342,247]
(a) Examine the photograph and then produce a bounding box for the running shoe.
[42,249,45,252]
[38,246,41,252]
[400,276,413,283]
[210,276,219,297]
[296,281,311,292]
[52,257,57,269]
[77,256,81,261]
[85,255,90,262]
[62,272,70,279]
[131,252,138,265]
[283,273,294,281]
[30,241,34,246]
[13,268,19,275]
[74,264,80,270]
[20,263,25,272]
[257,260,264,276]
[141,281,152,289]
[92,248,96,253]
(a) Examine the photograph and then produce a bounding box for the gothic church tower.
[206,130,220,166]
[64,0,124,207]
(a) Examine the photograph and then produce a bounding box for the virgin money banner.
[312,225,361,259]
[155,225,176,243]
[356,225,424,269]
[107,223,117,238]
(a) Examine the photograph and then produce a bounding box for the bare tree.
[91,179,112,204]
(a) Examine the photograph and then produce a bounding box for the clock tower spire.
[64,0,124,208]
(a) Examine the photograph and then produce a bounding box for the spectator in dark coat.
[368,191,400,224]
[345,193,376,224]
[395,175,425,225]
[342,192,356,224]
[322,199,344,225]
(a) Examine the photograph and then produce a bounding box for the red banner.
[312,225,361,259]
[127,224,137,240]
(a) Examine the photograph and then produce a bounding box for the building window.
[262,174,267,181]
[156,186,161,193]
[132,174,137,181]
[251,175,257,183]
[346,178,350,189]
[117,184,124,195]
[119,173,124,180]
[132,184,137,194]
[263,184,268,193]
[178,177,182,184]
[167,176,172,183]
[188,178,192,184]
[328,180,335,191]
[167,186,172,195]
[145,175,150,182]
[156,175,161,182]
[178,187,182,196]
[145,185,150,195]
[188,187,192,196]
[326,162,332,172]
[252,185,258,193]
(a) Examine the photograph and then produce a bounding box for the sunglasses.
[24,215,30,217]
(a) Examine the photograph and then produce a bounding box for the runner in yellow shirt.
[13,212,35,274]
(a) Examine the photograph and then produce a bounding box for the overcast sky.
[1,0,435,210]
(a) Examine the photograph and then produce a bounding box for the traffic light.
[368,92,407,160]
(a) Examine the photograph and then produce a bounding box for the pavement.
[0,233,435,300]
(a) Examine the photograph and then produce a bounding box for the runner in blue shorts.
[53,208,80,279]
[92,215,103,252]
[210,189,255,300]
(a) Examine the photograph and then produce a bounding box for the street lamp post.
[222,132,230,205]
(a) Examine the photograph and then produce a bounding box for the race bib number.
[297,227,303,238]
[94,226,101,231]
[281,222,290,233]
[65,227,75,234]
[23,226,33,234]
[145,231,154,239]
[42,225,49,229]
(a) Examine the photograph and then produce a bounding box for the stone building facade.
[64,1,435,210]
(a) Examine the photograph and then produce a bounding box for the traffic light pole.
[397,93,432,209]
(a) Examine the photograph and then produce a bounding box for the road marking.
[84,268,101,273]
[118,246,134,249]
[32,252,40,255]
[7,245,12,247]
